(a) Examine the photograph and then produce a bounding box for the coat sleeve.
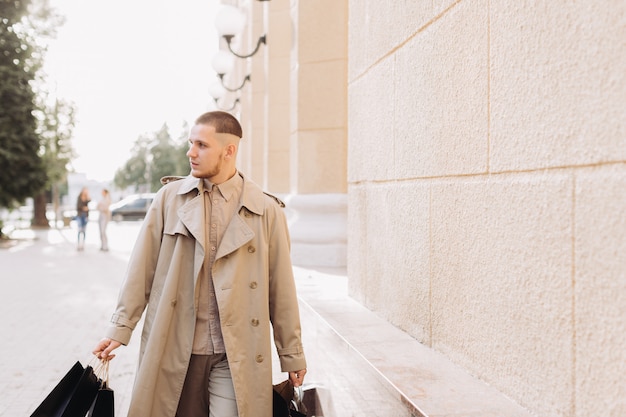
[267,202,307,372]
[105,191,165,345]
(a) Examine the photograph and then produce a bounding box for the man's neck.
[209,168,237,185]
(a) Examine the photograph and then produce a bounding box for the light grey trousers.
[98,215,109,250]
[176,353,238,417]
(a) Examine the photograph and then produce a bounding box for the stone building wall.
[221,1,626,415]
[347,2,626,416]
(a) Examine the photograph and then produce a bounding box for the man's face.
[186,124,225,179]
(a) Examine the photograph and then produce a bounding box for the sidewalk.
[0,225,536,417]
[0,227,140,416]
[0,226,328,416]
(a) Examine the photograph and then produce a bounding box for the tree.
[32,96,76,227]
[173,121,191,176]
[114,124,190,193]
[0,0,47,209]
[114,134,151,193]
[28,2,72,228]
[0,0,70,233]
[148,124,189,191]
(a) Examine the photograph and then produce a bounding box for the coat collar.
[165,172,269,215]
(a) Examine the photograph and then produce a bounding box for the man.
[93,111,307,417]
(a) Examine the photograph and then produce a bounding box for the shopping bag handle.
[89,356,110,387]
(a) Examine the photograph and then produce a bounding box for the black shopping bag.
[88,381,114,417]
[30,361,83,417]
[88,359,114,417]
[273,380,307,417]
[31,361,101,417]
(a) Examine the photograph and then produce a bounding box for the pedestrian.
[76,187,90,251]
[92,111,307,417]
[97,188,111,251]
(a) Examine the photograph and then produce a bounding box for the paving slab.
[0,223,303,416]
[0,224,140,416]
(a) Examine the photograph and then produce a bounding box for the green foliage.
[35,96,76,187]
[0,0,29,19]
[113,135,151,192]
[31,96,76,227]
[173,121,191,176]
[148,125,180,192]
[114,123,190,193]
[0,0,47,208]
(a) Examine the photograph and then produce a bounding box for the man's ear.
[225,143,237,159]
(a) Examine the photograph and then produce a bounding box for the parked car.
[110,193,156,221]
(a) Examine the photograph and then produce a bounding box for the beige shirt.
[192,172,244,354]
[97,195,111,219]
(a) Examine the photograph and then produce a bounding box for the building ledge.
[293,266,535,417]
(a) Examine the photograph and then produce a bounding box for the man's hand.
[92,338,122,360]
[289,369,307,387]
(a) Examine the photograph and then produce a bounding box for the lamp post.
[217,74,251,92]
[209,82,239,112]
[215,5,267,59]
[211,50,251,92]
[211,50,235,75]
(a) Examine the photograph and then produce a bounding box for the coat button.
[255,355,264,363]
[248,246,256,253]
[251,318,259,327]
[171,300,177,307]
[249,281,258,289]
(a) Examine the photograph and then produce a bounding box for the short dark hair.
[195,111,242,138]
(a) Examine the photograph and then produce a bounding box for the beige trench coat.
[105,173,306,417]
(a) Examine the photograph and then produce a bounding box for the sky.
[44,0,221,182]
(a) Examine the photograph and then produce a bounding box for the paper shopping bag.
[88,360,114,417]
[88,381,114,417]
[273,379,307,417]
[30,361,101,417]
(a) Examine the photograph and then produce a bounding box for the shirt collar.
[172,172,267,216]
[197,171,243,202]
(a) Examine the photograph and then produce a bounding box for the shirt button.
[249,281,258,289]
[255,355,264,363]
[212,223,216,228]
[211,246,216,251]
[213,199,218,204]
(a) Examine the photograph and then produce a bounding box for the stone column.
[287,0,348,267]
[289,0,348,194]
[228,0,349,267]
[263,0,292,193]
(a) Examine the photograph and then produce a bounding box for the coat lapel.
[177,193,206,283]
[215,175,266,260]
[177,193,204,245]
[173,174,267,272]
[216,208,254,259]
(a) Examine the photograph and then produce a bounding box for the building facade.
[216,1,626,416]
